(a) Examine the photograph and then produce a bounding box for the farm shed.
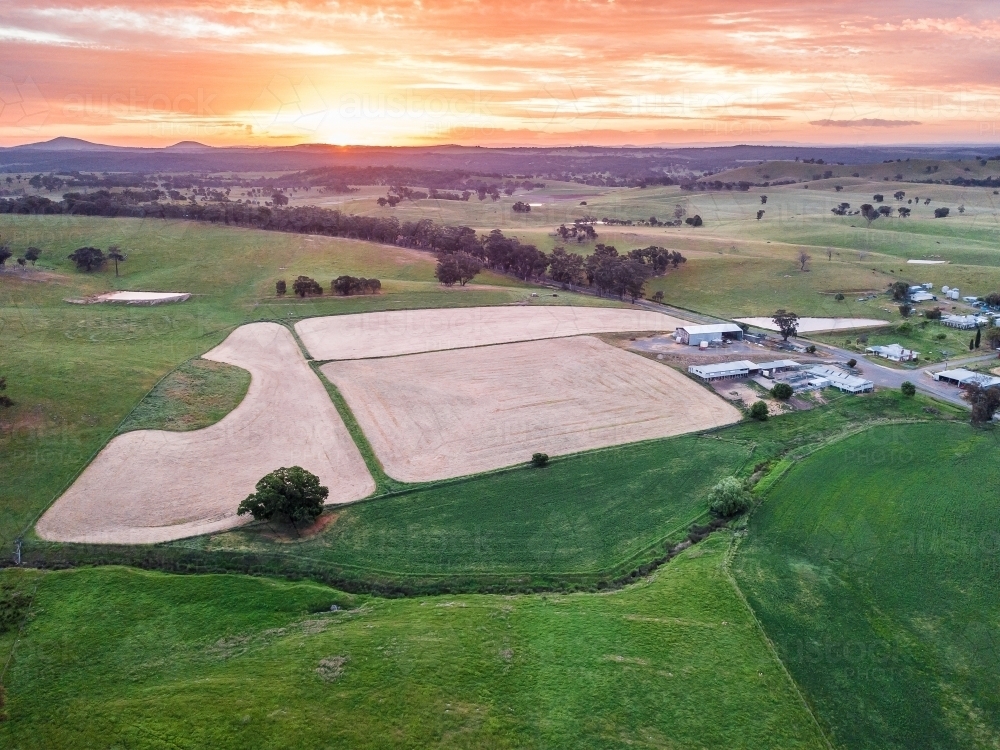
[688,360,756,381]
[675,323,744,346]
[909,291,936,303]
[806,366,874,393]
[755,360,801,375]
[866,344,919,362]
[933,369,1000,388]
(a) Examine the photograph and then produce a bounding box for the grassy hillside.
[0,536,828,749]
[733,421,1000,749]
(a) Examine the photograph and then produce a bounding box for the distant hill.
[164,141,214,152]
[12,137,124,152]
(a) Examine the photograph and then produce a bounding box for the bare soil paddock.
[296,305,689,360]
[36,323,374,544]
[322,336,741,482]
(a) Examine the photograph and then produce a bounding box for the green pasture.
[0,535,827,750]
[733,421,1000,750]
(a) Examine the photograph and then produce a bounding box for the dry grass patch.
[322,336,741,482]
[37,323,374,544]
[296,305,688,360]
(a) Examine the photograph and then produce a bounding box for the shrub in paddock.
[531,452,550,468]
[511,201,531,213]
[0,376,11,408]
[292,276,323,298]
[835,293,845,301]
[771,383,793,400]
[237,466,329,529]
[925,307,943,320]
[934,207,950,218]
[276,279,287,296]
[749,401,769,421]
[707,476,753,517]
[67,246,106,272]
[901,381,916,397]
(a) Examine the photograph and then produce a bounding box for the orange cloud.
[1,1,999,146]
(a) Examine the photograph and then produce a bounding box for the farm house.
[675,323,744,346]
[942,314,989,329]
[806,365,874,393]
[865,343,919,362]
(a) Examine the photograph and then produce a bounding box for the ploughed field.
[323,335,740,482]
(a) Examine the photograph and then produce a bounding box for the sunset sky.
[2,0,1000,148]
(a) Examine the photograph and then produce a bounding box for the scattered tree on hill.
[24,247,40,265]
[934,207,950,218]
[835,185,843,191]
[873,194,884,202]
[975,327,982,349]
[967,384,1000,424]
[511,201,531,213]
[107,245,127,277]
[760,195,767,204]
[894,191,906,200]
[684,214,703,227]
[547,247,585,286]
[707,476,753,516]
[292,275,323,297]
[531,452,549,468]
[67,246,106,272]
[749,401,769,421]
[771,309,799,340]
[275,279,286,296]
[0,243,11,267]
[435,252,482,286]
[798,250,811,271]
[878,205,892,216]
[237,466,328,531]
[771,383,793,400]
[756,209,765,220]
[0,376,12,408]
[835,292,845,300]
[651,290,664,304]
[271,192,289,206]
[860,204,880,226]
[898,207,911,217]
[901,381,916,397]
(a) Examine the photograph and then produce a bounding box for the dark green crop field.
[733,421,1000,750]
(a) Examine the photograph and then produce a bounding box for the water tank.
[699,340,709,350]
[942,285,950,293]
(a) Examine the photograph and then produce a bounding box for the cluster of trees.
[0,240,42,269]
[968,384,1000,424]
[555,222,599,242]
[279,275,382,297]
[66,245,125,273]
[511,201,531,213]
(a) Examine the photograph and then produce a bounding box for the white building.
[674,323,744,346]
[865,343,919,362]
[806,365,874,393]
[909,291,936,303]
[688,361,756,381]
[933,369,1000,388]
[942,314,988,329]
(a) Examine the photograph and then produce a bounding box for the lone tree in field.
[901,381,916,397]
[756,209,765,220]
[760,195,767,204]
[798,250,811,271]
[292,275,322,298]
[531,452,549,468]
[237,466,328,531]
[107,245,127,277]
[275,279,287,296]
[0,242,12,267]
[967,384,1000,425]
[435,252,482,286]
[860,203,879,227]
[68,246,106,272]
[707,477,753,517]
[771,309,799,340]
[24,247,40,265]
[749,400,769,421]
[934,207,950,218]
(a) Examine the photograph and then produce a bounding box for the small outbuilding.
[675,323,744,346]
